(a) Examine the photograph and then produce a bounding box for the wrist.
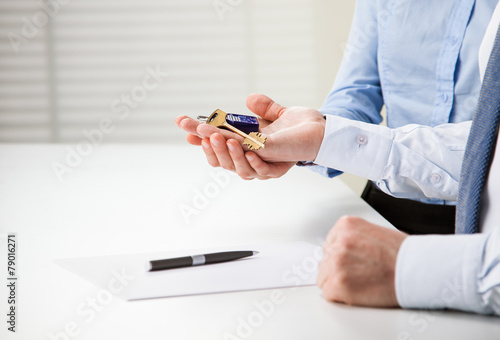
[310,115,326,161]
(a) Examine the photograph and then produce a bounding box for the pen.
[148,250,259,272]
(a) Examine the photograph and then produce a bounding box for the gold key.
[204,109,266,150]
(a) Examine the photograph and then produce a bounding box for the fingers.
[316,247,334,290]
[186,134,202,146]
[197,124,243,143]
[196,123,220,137]
[201,138,220,167]
[203,138,294,180]
[317,264,346,304]
[174,115,187,126]
[208,134,235,171]
[245,152,294,178]
[207,136,258,178]
[316,216,355,291]
[246,93,286,122]
[177,115,244,142]
[176,115,234,144]
[176,116,202,136]
[176,116,203,146]
[203,137,248,176]
[227,139,258,180]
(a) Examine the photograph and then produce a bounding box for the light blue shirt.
[314,4,500,313]
[315,0,497,205]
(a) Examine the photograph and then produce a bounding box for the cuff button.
[430,173,441,182]
[356,135,368,145]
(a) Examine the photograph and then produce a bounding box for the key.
[200,109,267,150]
[206,109,266,150]
[197,112,259,135]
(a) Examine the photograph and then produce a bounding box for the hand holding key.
[175,93,326,180]
[202,109,267,150]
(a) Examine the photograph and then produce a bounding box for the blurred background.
[0,0,365,191]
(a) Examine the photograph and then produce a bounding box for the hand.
[317,216,408,307]
[175,93,326,179]
[175,107,296,180]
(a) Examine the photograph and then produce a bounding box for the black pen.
[148,250,259,272]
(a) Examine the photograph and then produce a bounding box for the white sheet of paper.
[54,242,320,301]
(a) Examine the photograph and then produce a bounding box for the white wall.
[0,0,366,192]
[0,0,356,141]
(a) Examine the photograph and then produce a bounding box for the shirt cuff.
[296,162,343,178]
[314,115,392,180]
[395,234,489,314]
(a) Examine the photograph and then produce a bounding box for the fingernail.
[227,142,234,152]
[246,154,254,162]
[211,136,220,147]
[202,140,210,149]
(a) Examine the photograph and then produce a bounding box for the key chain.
[197,111,260,135]
[198,109,266,150]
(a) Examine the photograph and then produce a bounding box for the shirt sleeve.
[320,0,384,123]
[396,225,500,315]
[314,115,471,200]
[310,0,384,178]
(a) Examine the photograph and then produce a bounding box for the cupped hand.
[175,93,326,179]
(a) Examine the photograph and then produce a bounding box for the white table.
[0,144,499,340]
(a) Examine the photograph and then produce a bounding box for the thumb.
[246,93,286,122]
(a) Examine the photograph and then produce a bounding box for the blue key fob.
[198,110,260,134]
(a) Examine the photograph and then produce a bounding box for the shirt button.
[356,135,368,145]
[450,36,458,45]
[442,93,448,102]
[430,173,441,183]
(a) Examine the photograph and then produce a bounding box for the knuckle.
[256,166,270,177]
[334,216,359,238]
[336,215,358,227]
[337,232,356,249]
[321,278,345,303]
[318,269,355,305]
[328,249,349,270]
[322,242,334,258]
[236,169,251,178]
[268,172,281,179]
[333,220,349,236]
[207,159,219,168]
[332,270,351,292]
[321,287,338,302]
[230,149,243,160]
[221,163,234,171]
[277,106,287,117]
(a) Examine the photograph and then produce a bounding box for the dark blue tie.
[456,24,500,234]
